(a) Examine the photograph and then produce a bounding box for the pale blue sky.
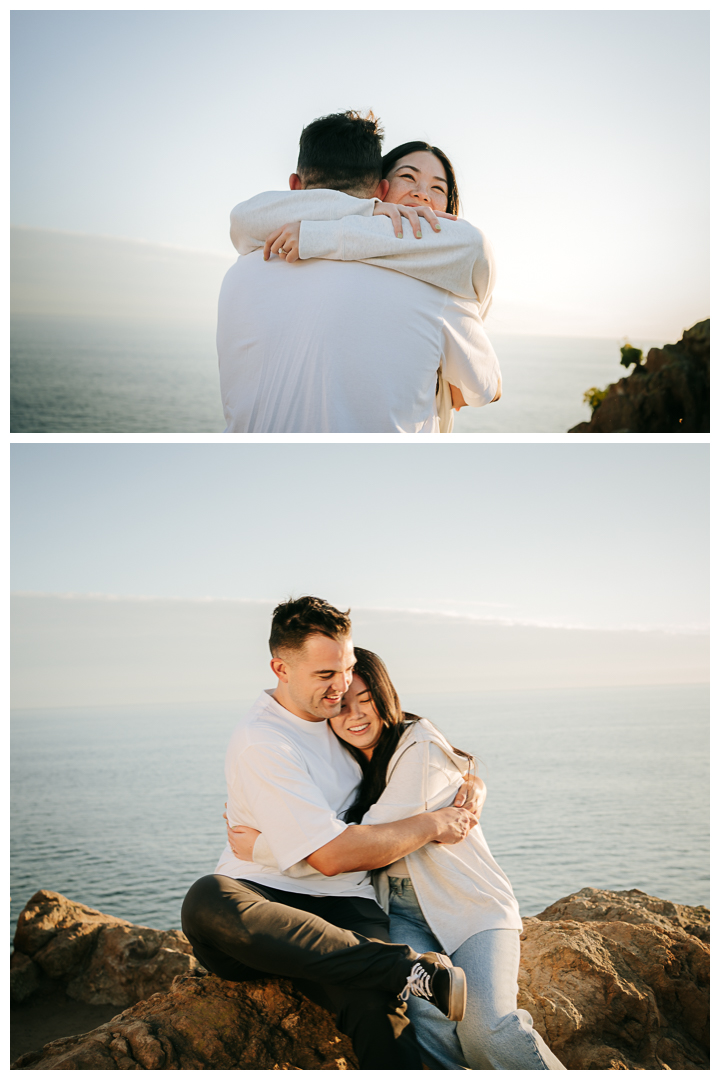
[11,9,709,338]
[11,443,709,633]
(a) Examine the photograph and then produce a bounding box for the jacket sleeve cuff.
[298,220,346,261]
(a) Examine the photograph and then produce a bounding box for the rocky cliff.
[11,887,709,1070]
[569,319,709,432]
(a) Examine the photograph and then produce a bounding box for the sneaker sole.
[446,965,467,1023]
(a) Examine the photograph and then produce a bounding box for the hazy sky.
[11,595,708,710]
[10,9,709,338]
[11,443,708,633]
[10,443,709,707]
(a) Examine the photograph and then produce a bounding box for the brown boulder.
[535,886,710,943]
[12,972,357,1070]
[569,319,709,432]
[517,888,709,1069]
[12,890,202,1007]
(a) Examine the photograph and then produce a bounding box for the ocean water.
[10,314,660,434]
[10,315,225,433]
[10,684,708,946]
[453,334,660,434]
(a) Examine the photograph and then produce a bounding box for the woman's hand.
[264,222,301,262]
[223,807,261,861]
[449,384,468,411]
[453,775,486,818]
[373,201,457,239]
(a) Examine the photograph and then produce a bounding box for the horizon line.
[9,679,711,715]
[11,224,691,342]
[11,591,709,637]
[10,222,234,262]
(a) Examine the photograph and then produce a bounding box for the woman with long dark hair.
[380,139,461,213]
[228,649,565,1070]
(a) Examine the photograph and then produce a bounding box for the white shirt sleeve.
[361,741,463,826]
[229,190,376,255]
[233,740,348,870]
[441,294,502,406]
[299,215,496,310]
[252,832,319,878]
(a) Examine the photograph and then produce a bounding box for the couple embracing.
[182,597,565,1070]
[218,110,502,433]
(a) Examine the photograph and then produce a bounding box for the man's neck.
[290,170,380,200]
[303,183,370,199]
[270,685,325,723]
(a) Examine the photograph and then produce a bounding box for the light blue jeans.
[388,877,566,1070]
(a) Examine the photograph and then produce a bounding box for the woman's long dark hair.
[381,141,461,216]
[341,647,473,824]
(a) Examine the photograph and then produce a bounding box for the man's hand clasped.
[430,804,478,844]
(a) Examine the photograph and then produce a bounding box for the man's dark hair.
[297,110,384,196]
[269,596,352,656]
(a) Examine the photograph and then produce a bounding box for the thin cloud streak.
[11,592,709,637]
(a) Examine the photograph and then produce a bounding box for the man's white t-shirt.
[217,253,500,433]
[216,691,375,899]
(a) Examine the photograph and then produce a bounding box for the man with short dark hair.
[217,110,500,433]
[294,110,385,195]
[182,596,476,1069]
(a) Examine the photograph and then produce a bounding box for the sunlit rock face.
[11,887,710,1070]
[570,319,709,433]
[11,890,202,1008]
[517,887,709,1070]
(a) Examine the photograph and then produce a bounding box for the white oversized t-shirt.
[215,691,374,899]
[217,253,500,433]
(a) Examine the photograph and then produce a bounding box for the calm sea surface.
[10,684,708,945]
[10,314,661,433]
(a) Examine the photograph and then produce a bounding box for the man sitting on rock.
[181,596,478,1070]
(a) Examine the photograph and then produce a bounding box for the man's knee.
[182,874,254,946]
[182,874,221,936]
[181,875,260,981]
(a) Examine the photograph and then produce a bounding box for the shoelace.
[399,962,433,1002]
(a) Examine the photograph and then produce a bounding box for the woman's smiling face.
[384,150,449,213]
[330,675,384,760]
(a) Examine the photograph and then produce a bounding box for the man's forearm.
[306,813,442,877]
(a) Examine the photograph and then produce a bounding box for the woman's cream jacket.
[365,718,522,953]
[250,717,521,954]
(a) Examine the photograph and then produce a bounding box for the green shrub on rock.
[620,344,644,369]
[582,386,609,414]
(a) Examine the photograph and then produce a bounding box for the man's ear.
[270,656,290,683]
[371,178,389,201]
[289,173,303,190]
